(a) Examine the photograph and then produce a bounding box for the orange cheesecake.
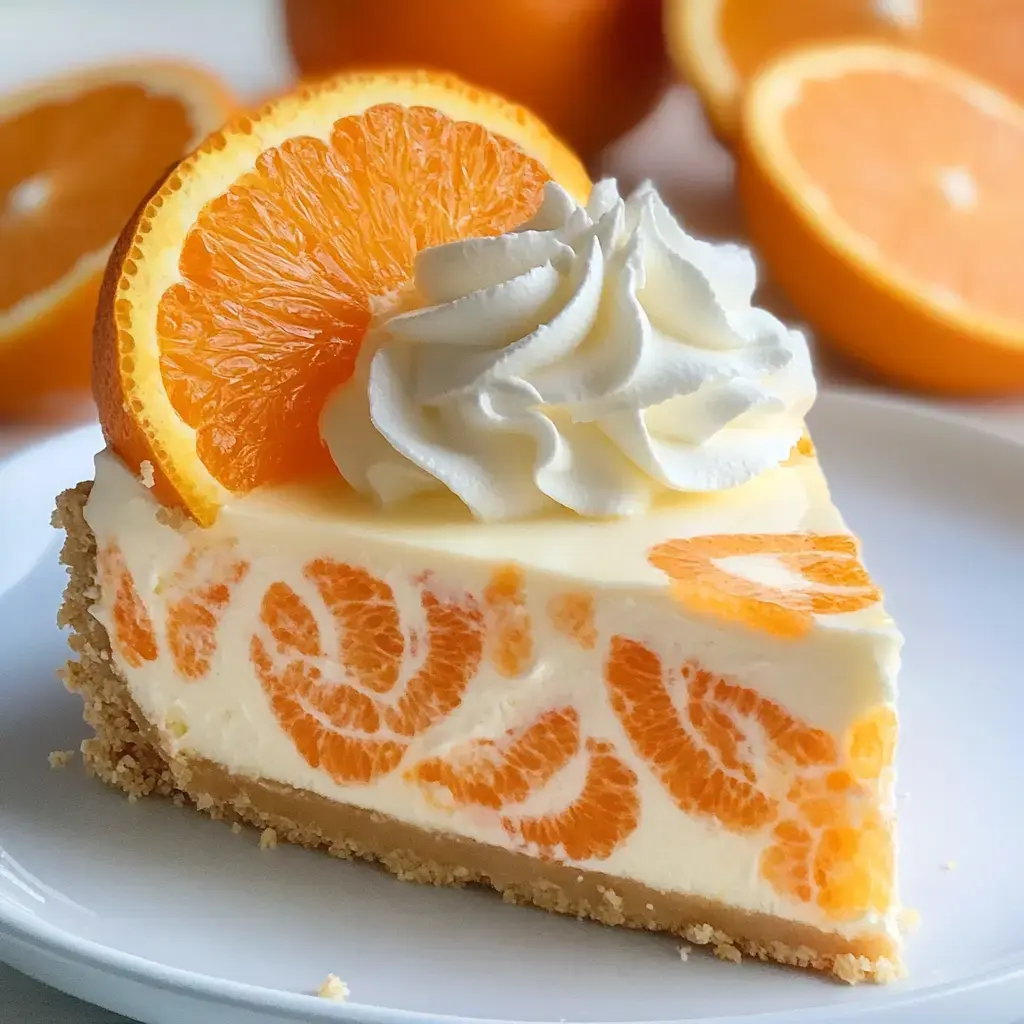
[54,71,903,984]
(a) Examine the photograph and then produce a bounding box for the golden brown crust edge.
[53,483,899,985]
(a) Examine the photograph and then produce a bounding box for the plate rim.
[2,389,1023,1024]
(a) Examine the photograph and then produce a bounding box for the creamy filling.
[83,452,902,946]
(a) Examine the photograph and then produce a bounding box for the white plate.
[0,391,1022,1024]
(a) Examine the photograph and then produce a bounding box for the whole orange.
[283,0,666,163]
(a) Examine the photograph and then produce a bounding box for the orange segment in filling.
[97,543,158,668]
[606,634,895,918]
[411,704,638,861]
[846,705,898,781]
[547,591,597,650]
[251,559,483,784]
[381,589,484,738]
[252,579,404,784]
[304,559,404,694]
[165,541,249,680]
[412,706,580,810]
[762,771,894,921]
[606,638,798,831]
[648,533,881,637]
[504,738,640,861]
[484,564,534,677]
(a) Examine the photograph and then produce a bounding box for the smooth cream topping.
[323,180,815,520]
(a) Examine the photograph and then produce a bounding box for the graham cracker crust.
[53,483,899,985]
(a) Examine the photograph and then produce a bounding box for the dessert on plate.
[54,71,903,984]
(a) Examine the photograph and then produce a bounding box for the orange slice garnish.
[94,70,590,525]
[668,0,1024,143]
[739,44,1024,395]
[0,62,234,420]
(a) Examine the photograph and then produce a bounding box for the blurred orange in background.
[283,0,667,165]
[666,0,1024,395]
[0,62,234,422]
[739,44,1024,395]
[668,0,1024,142]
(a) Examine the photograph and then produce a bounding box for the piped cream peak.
[322,180,815,521]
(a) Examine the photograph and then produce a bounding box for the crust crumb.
[48,749,76,769]
[713,942,742,964]
[315,973,349,1001]
[677,944,691,962]
[603,888,623,910]
[138,461,155,489]
[682,923,719,946]
[833,954,866,984]
[873,957,902,983]
[259,827,278,850]
[231,821,243,835]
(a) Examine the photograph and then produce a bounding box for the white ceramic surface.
[0,391,1023,1023]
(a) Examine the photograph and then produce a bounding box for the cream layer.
[83,449,902,947]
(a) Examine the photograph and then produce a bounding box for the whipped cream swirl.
[322,180,815,520]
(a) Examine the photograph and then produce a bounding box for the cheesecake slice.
[55,431,901,983]
[53,72,903,985]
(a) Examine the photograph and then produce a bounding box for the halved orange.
[0,62,234,420]
[94,70,589,525]
[739,44,1024,395]
[667,0,1024,142]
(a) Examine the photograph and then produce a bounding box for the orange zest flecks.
[846,705,898,781]
[251,559,483,784]
[504,738,640,861]
[412,706,580,809]
[484,564,533,677]
[648,533,881,637]
[97,543,158,668]
[165,541,249,680]
[547,591,597,650]
[761,771,894,920]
